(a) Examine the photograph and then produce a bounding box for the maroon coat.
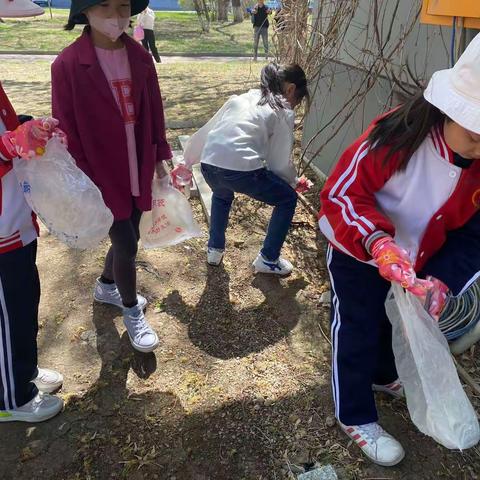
[51,28,171,220]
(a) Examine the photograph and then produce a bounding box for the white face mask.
[87,12,130,42]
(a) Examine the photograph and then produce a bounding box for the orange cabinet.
[421,0,480,28]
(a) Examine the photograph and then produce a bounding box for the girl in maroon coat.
[52,0,172,353]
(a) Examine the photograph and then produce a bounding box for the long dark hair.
[258,63,309,110]
[368,90,446,169]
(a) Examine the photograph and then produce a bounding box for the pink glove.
[418,276,449,321]
[170,163,193,190]
[371,236,433,297]
[295,175,313,194]
[1,118,66,160]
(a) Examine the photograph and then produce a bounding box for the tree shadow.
[1,297,478,479]
[162,264,307,359]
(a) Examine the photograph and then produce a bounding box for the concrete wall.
[302,0,454,176]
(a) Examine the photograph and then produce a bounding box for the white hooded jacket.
[183,89,297,187]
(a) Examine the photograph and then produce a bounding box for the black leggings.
[102,208,142,306]
[141,28,161,63]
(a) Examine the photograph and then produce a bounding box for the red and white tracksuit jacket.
[0,83,38,254]
[319,118,480,272]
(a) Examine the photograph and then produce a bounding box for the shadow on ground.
[162,264,307,359]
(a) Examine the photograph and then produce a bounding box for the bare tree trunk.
[193,0,210,32]
[217,0,229,22]
[241,0,252,19]
[232,0,243,23]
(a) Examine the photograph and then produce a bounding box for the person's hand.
[418,276,450,321]
[1,118,66,160]
[155,161,169,179]
[295,175,313,194]
[371,236,433,296]
[170,163,193,190]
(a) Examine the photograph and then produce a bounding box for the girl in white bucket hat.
[318,33,480,466]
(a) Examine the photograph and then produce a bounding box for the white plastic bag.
[385,284,480,450]
[13,137,113,249]
[140,177,202,248]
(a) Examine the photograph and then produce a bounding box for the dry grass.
[1,57,479,480]
[1,58,263,122]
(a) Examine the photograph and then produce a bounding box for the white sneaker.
[252,253,293,276]
[123,305,160,353]
[373,379,405,399]
[0,393,63,423]
[33,368,63,393]
[340,422,405,466]
[94,278,147,310]
[207,248,224,266]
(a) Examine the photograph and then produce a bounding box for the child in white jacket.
[180,63,309,274]
[137,7,160,63]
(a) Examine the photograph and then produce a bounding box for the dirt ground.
[0,58,480,480]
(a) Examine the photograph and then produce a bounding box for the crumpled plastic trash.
[13,136,113,249]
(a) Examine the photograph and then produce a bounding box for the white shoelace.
[127,312,153,341]
[357,422,384,443]
[106,287,122,302]
[37,371,52,383]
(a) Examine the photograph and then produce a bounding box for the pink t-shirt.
[95,46,140,196]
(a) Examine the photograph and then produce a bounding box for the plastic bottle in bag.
[13,137,113,249]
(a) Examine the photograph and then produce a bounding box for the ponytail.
[368,90,446,170]
[258,63,309,110]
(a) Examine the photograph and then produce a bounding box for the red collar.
[0,82,19,132]
[430,123,453,163]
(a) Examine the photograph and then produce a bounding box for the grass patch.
[2,58,263,123]
[0,9,266,55]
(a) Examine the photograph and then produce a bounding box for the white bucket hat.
[424,32,480,135]
[0,0,44,17]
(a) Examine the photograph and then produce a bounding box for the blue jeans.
[201,164,298,261]
[253,26,269,58]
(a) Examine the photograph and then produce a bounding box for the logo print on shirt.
[111,79,135,124]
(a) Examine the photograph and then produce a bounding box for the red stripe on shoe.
[346,427,355,433]
[358,440,367,447]
[387,382,401,391]
[353,434,361,440]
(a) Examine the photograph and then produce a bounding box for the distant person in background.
[252,0,271,62]
[137,6,161,63]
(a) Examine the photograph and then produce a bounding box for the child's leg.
[327,245,395,425]
[420,211,480,295]
[201,164,235,250]
[261,27,269,57]
[102,209,142,307]
[0,241,39,410]
[242,170,297,261]
[253,27,261,58]
[147,29,161,63]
